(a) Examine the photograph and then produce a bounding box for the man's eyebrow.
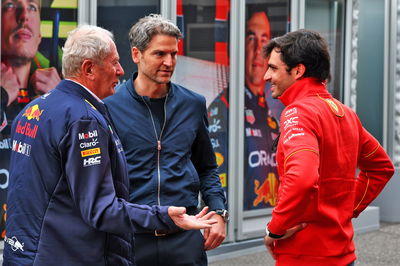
[246,29,256,35]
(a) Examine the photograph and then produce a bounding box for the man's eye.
[3,2,15,10]
[28,4,38,12]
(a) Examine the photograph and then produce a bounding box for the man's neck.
[134,72,169,98]
[247,83,264,96]
[5,62,31,89]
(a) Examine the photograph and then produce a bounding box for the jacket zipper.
[141,94,168,205]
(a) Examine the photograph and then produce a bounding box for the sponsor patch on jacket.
[246,128,262,137]
[211,138,220,149]
[219,173,227,188]
[208,118,222,133]
[12,140,31,157]
[5,235,24,252]
[22,104,44,121]
[283,116,298,130]
[267,117,277,129]
[284,107,297,117]
[81,147,101,157]
[83,156,101,167]
[245,109,256,125]
[15,121,39,138]
[209,107,219,117]
[0,138,12,150]
[79,138,99,149]
[78,130,98,140]
[215,152,224,167]
[248,150,276,168]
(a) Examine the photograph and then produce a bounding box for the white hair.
[62,25,114,78]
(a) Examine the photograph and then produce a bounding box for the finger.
[199,211,215,221]
[203,218,217,225]
[208,236,224,250]
[204,234,213,250]
[195,206,209,218]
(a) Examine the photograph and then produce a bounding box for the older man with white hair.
[3,25,216,266]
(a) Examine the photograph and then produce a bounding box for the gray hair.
[128,14,182,51]
[62,25,114,78]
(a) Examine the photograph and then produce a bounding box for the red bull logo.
[253,172,279,207]
[22,104,44,121]
[15,121,38,138]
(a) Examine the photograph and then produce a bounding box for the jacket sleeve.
[268,104,320,235]
[191,100,226,211]
[61,119,178,234]
[353,127,394,217]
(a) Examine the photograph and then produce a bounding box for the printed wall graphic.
[0,0,78,237]
[243,0,289,211]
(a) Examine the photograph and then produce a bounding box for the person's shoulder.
[104,80,131,104]
[172,83,205,104]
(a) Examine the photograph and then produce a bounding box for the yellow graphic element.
[22,104,44,121]
[40,21,78,38]
[51,0,78,8]
[81,148,101,157]
[253,172,278,207]
[219,173,227,188]
[267,116,277,129]
[317,94,344,117]
[85,99,97,110]
[215,152,224,167]
[2,204,6,239]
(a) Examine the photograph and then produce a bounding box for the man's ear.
[81,59,95,80]
[131,47,141,64]
[294,64,306,79]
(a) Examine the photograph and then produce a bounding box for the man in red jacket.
[262,29,394,266]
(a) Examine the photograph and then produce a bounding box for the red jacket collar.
[279,77,329,106]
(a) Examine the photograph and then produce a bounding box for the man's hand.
[30,67,61,95]
[1,63,20,105]
[168,206,217,230]
[264,223,307,260]
[203,213,226,251]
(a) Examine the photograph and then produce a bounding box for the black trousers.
[134,229,207,266]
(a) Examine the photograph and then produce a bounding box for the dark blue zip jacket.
[3,80,178,266]
[104,73,226,211]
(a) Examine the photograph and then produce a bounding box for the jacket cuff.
[159,206,180,230]
[207,199,227,212]
[267,220,286,236]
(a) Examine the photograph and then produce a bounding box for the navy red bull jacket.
[104,73,226,211]
[268,77,394,265]
[3,80,178,266]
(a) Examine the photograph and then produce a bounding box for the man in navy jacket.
[4,25,216,266]
[105,14,227,266]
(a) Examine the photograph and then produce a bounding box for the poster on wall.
[243,0,289,211]
[0,0,78,238]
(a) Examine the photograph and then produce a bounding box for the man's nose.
[117,63,125,77]
[264,69,271,81]
[255,39,263,55]
[163,55,173,67]
[16,6,29,24]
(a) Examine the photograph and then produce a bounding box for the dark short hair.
[264,29,331,82]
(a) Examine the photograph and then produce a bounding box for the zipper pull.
[157,140,161,151]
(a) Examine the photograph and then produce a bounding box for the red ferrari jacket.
[268,78,394,266]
